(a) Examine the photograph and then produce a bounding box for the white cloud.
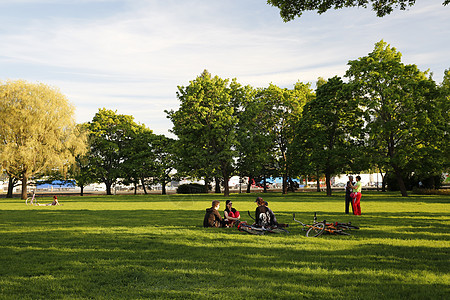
[0,0,449,135]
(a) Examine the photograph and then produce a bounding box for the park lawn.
[0,192,448,299]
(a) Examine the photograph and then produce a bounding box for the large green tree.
[166,70,245,197]
[292,76,364,196]
[0,80,87,199]
[236,86,277,193]
[120,123,155,194]
[255,82,314,194]
[150,135,177,195]
[87,108,147,195]
[267,0,449,20]
[346,41,445,196]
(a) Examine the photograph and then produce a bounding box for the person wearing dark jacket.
[203,200,226,227]
[254,197,278,227]
[345,176,355,214]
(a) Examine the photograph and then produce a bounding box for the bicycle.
[293,213,359,237]
[233,211,290,235]
[292,212,326,237]
[25,191,37,206]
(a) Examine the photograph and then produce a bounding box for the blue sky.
[0,0,448,136]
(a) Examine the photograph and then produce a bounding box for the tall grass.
[0,192,448,299]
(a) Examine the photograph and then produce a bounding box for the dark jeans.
[345,193,354,214]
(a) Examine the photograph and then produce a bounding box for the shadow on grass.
[0,223,448,299]
[1,207,448,299]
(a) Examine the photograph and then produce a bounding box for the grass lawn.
[0,191,449,299]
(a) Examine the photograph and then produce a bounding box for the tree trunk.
[325,172,332,196]
[263,175,268,193]
[141,177,148,194]
[21,173,28,200]
[7,175,14,198]
[223,174,230,197]
[282,173,288,195]
[80,185,84,196]
[316,177,321,192]
[246,178,251,193]
[162,178,167,195]
[204,177,210,193]
[215,177,221,193]
[134,182,137,195]
[105,182,112,195]
[394,169,408,197]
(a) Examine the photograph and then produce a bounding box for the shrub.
[176,183,207,194]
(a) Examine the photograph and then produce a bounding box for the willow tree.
[0,80,87,199]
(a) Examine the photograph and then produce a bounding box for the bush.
[176,183,207,194]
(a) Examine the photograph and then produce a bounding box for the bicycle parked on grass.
[233,211,289,235]
[293,212,359,237]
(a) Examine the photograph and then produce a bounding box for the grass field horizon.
[1,191,448,299]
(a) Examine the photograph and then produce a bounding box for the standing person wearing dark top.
[254,197,277,226]
[345,176,355,214]
[203,200,226,227]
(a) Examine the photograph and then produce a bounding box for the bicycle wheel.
[306,223,325,237]
[334,229,351,235]
[346,225,359,230]
[268,227,290,234]
[239,226,265,235]
[339,224,359,230]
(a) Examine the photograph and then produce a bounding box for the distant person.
[37,195,60,206]
[224,200,240,226]
[351,176,362,215]
[254,197,278,227]
[203,200,227,227]
[345,176,355,214]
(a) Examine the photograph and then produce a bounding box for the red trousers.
[352,192,361,215]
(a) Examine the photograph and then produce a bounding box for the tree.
[121,124,155,194]
[150,135,177,195]
[236,86,277,193]
[87,108,146,195]
[292,76,364,196]
[0,80,87,199]
[345,40,444,196]
[255,82,314,194]
[267,0,450,21]
[166,70,244,197]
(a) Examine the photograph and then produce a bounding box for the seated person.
[254,197,278,227]
[264,201,278,225]
[37,196,60,206]
[203,200,227,227]
[224,200,240,226]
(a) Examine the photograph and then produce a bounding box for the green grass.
[0,192,449,299]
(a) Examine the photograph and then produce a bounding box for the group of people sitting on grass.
[203,197,278,228]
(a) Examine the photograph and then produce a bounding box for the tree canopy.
[166,70,246,196]
[0,80,87,199]
[292,76,364,196]
[345,40,445,196]
[86,108,150,195]
[267,0,450,21]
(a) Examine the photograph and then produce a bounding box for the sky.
[0,0,449,136]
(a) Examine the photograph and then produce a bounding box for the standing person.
[203,200,227,227]
[351,176,362,215]
[224,200,240,226]
[345,176,355,214]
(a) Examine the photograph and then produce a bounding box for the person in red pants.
[351,176,362,215]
